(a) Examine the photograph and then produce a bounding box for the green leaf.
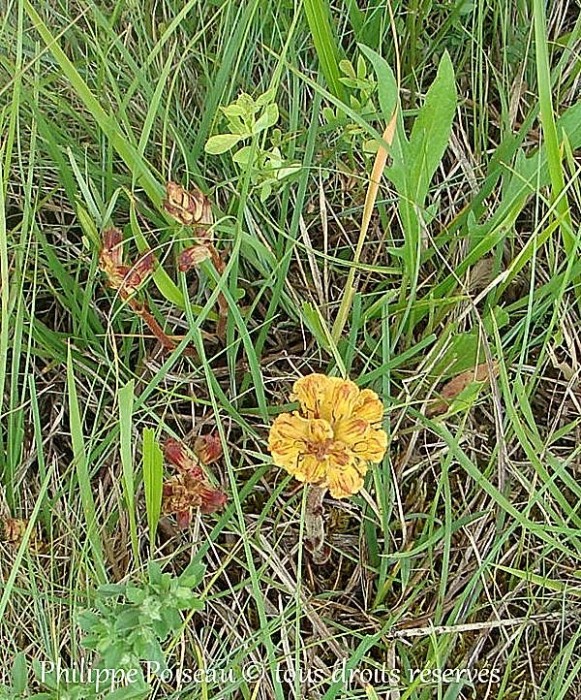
[356,54,367,79]
[77,610,101,631]
[496,565,581,596]
[98,583,126,597]
[76,203,100,248]
[322,106,336,123]
[439,380,489,418]
[339,59,356,78]
[66,346,107,583]
[204,134,242,154]
[232,145,254,166]
[179,560,205,587]
[357,45,398,124]
[303,0,346,100]
[147,561,163,586]
[259,181,273,202]
[221,103,246,118]
[118,380,139,563]
[405,52,457,204]
[125,585,146,605]
[142,428,163,550]
[104,686,151,700]
[255,87,276,108]
[11,652,28,694]
[253,103,279,134]
[276,163,301,180]
[223,114,250,136]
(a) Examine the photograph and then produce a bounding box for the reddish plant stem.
[207,243,228,341]
[127,297,198,359]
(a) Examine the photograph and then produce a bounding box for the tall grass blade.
[142,426,163,554]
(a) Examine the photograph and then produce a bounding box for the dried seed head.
[1,517,27,544]
[0,517,45,552]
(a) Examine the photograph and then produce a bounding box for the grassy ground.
[1,0,581,698]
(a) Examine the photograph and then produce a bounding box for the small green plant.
[78,560,205,679]
[205,88,300,200]
[322,56,379,154]
[7,563,205,699]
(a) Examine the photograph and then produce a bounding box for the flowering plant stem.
[131,300,198,358]
[207,243,228,340]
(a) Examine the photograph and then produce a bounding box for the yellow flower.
[268,374,387,498]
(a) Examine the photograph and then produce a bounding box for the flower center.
[306,437,334,460]
[305,434,351,467]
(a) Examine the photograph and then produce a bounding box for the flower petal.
[269,412,311,445]
[291,373,334,419]
[101,228,124,267]
[194,433,223,465]
[268,413,310,470]
[351,428,388,463]
[164,437,203,477]
[198,484,228,514]
[328,379,360,423]
[333,418,368,448]
[297,454,327,484]
[306,418,333,443]
[326,460,366,498]
[178,244,212,271]
[352,388,384,425]
[124,251,154,293]
[164,181,213,230]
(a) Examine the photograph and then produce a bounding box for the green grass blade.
[0,144,9,478]
[118,379,139,564]
[0,462,56,621]
[66,344,107,583]
[532,0,574,255]
[142,427,163,554]
[22,1,161,204]
[303,0,346,100]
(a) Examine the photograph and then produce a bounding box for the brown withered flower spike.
[163,181,228,340]
[99,228,154,299]
[162,436,227,529]
[177,245,212,272]
[164,437,204,477]
[1,517,27,544]
[194,433,223,465]
[0,517,45,553]
[163,473,227,528]
[163,181,213,233]
[98,229,200,357]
